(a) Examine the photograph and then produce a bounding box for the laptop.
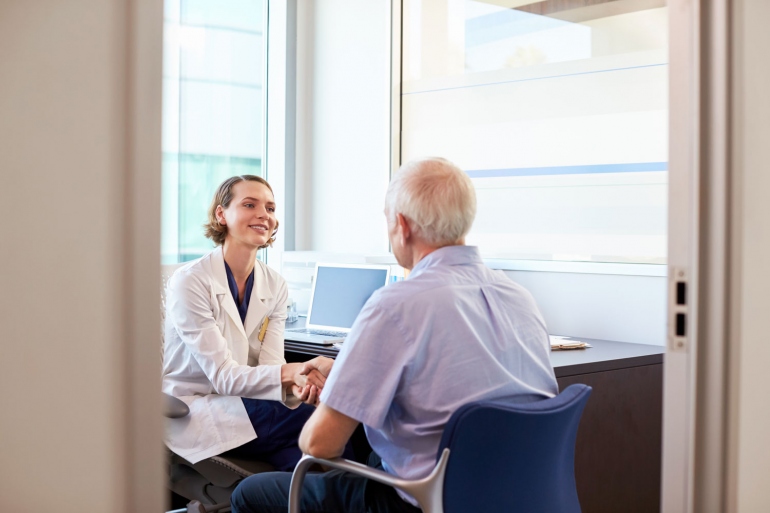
[284,263,391,345]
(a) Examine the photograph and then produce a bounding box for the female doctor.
[162,174,327,470]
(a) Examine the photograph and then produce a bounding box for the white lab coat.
[162,246,296,463]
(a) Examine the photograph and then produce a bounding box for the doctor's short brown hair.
[204,175,279,248]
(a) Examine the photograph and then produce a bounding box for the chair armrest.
[164,393,190,418]
[288,449,451,513]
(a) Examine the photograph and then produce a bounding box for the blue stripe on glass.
[402,63,668,96]
[466,162,668,178]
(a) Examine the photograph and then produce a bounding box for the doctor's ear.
[215,205,226,225]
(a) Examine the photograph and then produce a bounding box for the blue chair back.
[438,384,591,513]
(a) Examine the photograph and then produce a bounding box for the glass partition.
[162,0,267,263]
[401,0,668,264]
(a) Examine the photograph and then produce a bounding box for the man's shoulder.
[370,275,438,306]
[364,263,532,315]
[405,263,515,292]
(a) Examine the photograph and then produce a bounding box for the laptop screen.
[307,265,390,330]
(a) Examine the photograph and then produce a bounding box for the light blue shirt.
[320,245,558,505]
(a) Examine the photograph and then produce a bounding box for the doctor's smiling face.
[218,180,277,250]
[207,176,279,250]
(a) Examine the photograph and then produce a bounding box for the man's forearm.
[299,428,347,458]
[299,403,359,458]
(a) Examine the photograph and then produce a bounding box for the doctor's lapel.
[244,269,273,338]
[211,248,248,340]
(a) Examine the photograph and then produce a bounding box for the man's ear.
[396,213,411,242]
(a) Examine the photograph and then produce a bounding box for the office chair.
[289,384,592,513]
[161,263,274,513]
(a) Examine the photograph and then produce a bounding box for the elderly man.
[231,157,558,513]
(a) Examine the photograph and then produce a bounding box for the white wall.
[506,270,666,345]
[294,0,392,254]
[0,1,163,511]
[727,0,770,509]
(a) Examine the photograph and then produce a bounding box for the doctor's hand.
[281,362,319,390]
[292,383,320,406]
[293,368,326,390]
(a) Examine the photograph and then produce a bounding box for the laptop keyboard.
[287,328,347,338]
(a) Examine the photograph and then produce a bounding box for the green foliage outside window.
[162,153,262,263]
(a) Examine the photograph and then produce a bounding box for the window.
[162,0,267,263]
[400,0,668,264]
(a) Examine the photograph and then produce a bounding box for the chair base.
[167,450,275,508]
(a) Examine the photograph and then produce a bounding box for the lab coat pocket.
[164,395,214,453]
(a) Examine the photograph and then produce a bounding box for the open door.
[662,1,731,511]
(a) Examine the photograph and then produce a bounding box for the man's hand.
[300,356,335,379]
[282,362,327,387]
[283,357,334,405]
[293,368,326,389]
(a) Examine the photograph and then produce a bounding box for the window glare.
[161,0,266,264]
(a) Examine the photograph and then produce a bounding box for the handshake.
[288,356,334,407]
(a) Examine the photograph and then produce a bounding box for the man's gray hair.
[385,157,476,247]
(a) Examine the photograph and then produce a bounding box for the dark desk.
[284,322,664,513]
[552,339,663,513]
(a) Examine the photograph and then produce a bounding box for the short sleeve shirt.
[320,245,558,504]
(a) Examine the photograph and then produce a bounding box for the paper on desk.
[549,335,592,350]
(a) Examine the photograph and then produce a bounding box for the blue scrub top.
[224,261,255,325]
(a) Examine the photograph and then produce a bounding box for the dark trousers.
[230,452,423,513]
[227,399,354,472]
